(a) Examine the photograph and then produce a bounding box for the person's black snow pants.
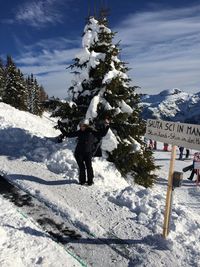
[74,152,94,184]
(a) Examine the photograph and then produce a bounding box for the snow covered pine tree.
[57,13,156,187]
[0,56,47,115]
[0,58,5,99]
[3,56,28,111]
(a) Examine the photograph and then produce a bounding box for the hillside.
[140,88,200,123]
[0,102,200,267]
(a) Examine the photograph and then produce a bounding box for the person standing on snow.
[178,146,184,160]
[185,149,190,159]
[59,118,110,186]
[163,143,169,151]
[148,139,154,150]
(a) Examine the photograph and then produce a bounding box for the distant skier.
[153,141,157,150]
[187,161,195,181]
[163,143,169,151]
[58,118,110,186]
[178,146,184,160]
[185,149,190,159]
[183,152,200,182]
[148,139,154,150]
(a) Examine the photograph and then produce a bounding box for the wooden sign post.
[162,145,176,238]
[145,119,200,238]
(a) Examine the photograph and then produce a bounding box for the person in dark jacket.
[61,118,110,186]
[185,149,190,159]
[178,146,184,160]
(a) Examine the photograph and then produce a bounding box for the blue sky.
[0,0,200,98]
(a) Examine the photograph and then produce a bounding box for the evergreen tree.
[39,85,48,103]
[1,55,47,116]
[3,55,18,107]
[44,96,61,112]
[15,69,28,111]
[59,14,156,187]
[26,75,32,113]
[27,74,38,115]
[26,74,46,116]
[33,78,45,116]
[3,55,28,111]
[0,58,5,99]
[32,77,40,115]
[38,85,48,113]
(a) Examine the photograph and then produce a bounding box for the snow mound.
[0,102,59,138]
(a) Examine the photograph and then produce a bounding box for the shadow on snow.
[0,127,58,161]
[8,174,78,186]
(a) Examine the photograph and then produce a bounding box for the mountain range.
[140,88,200,124]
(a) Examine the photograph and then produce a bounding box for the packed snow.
[0,196,81,267]
[0,102,200,267]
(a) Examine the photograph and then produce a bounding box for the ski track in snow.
[0,102,200,267]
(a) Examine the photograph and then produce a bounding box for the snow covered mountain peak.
[159,88,183,96]
[140,88,200,123]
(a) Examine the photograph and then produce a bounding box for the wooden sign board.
[145,119,200,151]
[145,119,200,238]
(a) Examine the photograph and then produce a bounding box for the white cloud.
[15,4,200,98]
[114,5,200,95]
[36,70,74,98]
[15,38,81,98]
[15,0,63,28]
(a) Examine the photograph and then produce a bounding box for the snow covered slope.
[140,88,200,123]
[0,196,82,267]
[0,102,200,267]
